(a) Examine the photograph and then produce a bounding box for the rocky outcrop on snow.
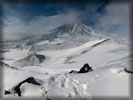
[69,63,93,73]
[13,54,45,67]
[124,68,133,74]
[5,77,41,96]
[0,61,18,70]
[0,61,9,67]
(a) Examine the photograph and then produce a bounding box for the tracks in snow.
[43,73,91,98]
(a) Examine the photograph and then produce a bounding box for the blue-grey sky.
[3,1,129,40]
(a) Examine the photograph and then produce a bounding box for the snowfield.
[1,23,131,100]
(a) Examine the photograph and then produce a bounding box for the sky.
[3,1,130,40]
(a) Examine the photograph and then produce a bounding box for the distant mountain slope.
[1,22,110,51]
[27,22,112,52]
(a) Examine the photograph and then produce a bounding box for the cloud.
[94,2,129,39]
[78,4,102,25]
[3,2,129,41]
[3,9,80,40]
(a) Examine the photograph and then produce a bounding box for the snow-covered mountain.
[1,22,131,99]
[1,22,109,51]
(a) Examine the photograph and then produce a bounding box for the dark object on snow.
[5,90,11,95]
[13,77,41,96]
[78,63,93,73]
[69,70,78,73]
[69,63,93,74]
[124,68,133,74]
[34,54,46,63]
[13,54,45,67]
[0,61,9,67]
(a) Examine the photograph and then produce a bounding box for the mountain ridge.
[1,22,124,51]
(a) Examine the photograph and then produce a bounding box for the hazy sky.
[3,1,129,40]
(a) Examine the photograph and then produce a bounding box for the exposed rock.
[69,70,79,73]
[69,63,93,74]
[13,54,45,67]
[78,63,93,73]
[6,77,41,96]
[124,68,133,74]
[5,90,11,95]
[0,61,9,67]
[34,54,45,63]
[0,61,18,70]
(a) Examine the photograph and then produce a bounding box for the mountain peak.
[50,22,77,33]
[52,23,74,33]
[50,22,94,36]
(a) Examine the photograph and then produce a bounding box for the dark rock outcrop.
[34,54,45,63]
[78,63,93,73]
[5,90,11,95]
[13,54,45,67]
[5,77,41,96]
[0,61,18,70]
[69,63,93,74]
[69,70,79,73]
[124,68,133,74]
[0,61,9,67]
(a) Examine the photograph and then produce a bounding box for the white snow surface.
[36,40,49,45]
[1,23,131,100]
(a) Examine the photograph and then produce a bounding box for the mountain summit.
[26,22,110,52]
[2,22,109,51]
[50,22,97,37]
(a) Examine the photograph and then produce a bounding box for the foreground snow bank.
[3,63,130,99]
[2,38,130,99]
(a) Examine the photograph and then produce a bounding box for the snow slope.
[1,22,131,99]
